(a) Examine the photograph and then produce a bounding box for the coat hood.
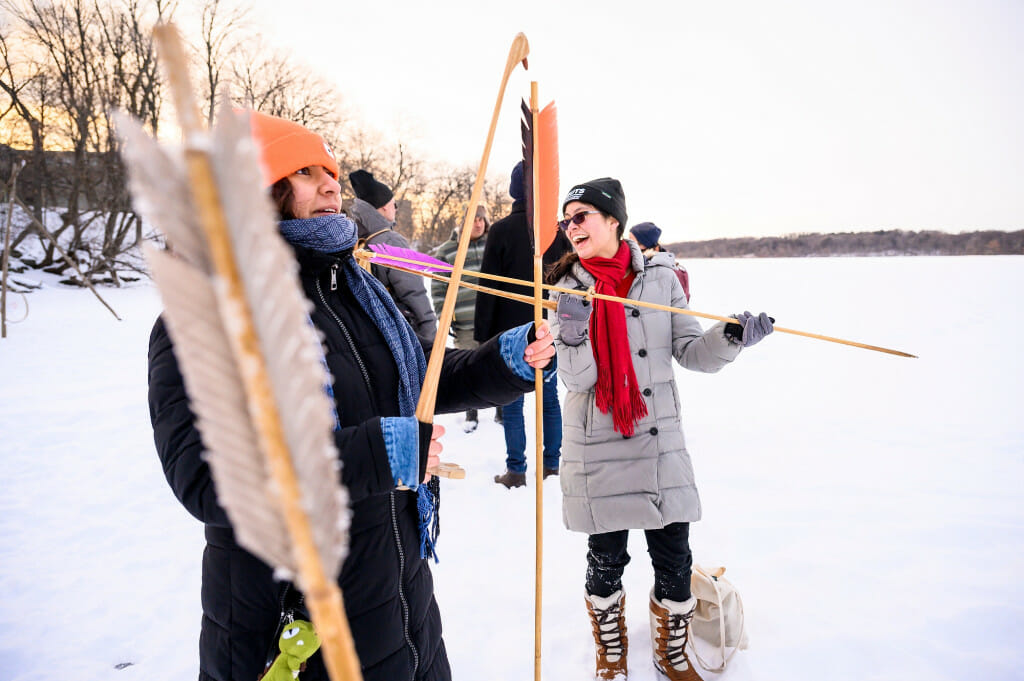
[350,197,394,238]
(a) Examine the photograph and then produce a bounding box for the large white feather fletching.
[116,107,349,584]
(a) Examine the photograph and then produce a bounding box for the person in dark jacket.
[474,161,572,488]
[349,169,438,343]
[148,111,555,681]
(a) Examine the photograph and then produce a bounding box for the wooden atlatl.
[416,33,530,433]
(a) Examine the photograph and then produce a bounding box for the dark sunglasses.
[558,210,600,231]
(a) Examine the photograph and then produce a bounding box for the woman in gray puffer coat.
[548,178,773,681]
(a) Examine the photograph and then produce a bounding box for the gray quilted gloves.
[556,293,592,346]
[724,310,774,347]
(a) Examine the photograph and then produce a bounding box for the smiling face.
[285,165,341,219]
[563,201,621,259]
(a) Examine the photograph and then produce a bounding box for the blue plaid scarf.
[279,214,439,559]
[279,214,426,414]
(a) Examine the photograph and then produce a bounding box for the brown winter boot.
[585,590,628,680]
[493,470,526,488]
[649,592,703,680]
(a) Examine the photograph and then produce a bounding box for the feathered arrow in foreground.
[115,24,361,681]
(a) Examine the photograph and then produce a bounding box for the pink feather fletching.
[367,243,452,273]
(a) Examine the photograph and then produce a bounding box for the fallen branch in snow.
[8,195,122,322]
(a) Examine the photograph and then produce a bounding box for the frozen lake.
[1,255,1021,681]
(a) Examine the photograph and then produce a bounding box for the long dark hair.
[271,177,295,219]
[544,210,624,284]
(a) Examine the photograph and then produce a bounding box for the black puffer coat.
[148,245,534,681]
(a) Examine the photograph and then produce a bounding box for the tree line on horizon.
[664,229,1024,258]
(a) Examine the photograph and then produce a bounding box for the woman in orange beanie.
[147,110,555,681]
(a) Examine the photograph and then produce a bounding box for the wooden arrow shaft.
[529,82,545,681]
[154,24,362,681]
[360,250,916,358]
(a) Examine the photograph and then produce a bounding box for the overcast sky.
[246,0,1023,242]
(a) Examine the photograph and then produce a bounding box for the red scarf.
[579,241,647,436]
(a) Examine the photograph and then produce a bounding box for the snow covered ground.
[1,255,1021,681]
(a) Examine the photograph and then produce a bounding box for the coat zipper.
[314,267,419,680]
[390,489,420,679]
[316,271,373,398]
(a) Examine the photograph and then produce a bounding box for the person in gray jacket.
[349,169,437,342]
[548,177,773,681]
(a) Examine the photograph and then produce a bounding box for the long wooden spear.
[358,250,916,358]
[118,23,362,681]
[524,82,559,681]
[416,33,530,467]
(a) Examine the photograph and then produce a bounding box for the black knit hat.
[348,169,394,209]
[562,177,627,232]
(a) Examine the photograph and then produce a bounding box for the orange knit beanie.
[245,110,339,188]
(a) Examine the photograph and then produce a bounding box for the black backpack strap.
[356,228,390,251]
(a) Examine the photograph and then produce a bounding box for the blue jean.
[502,372,562,473]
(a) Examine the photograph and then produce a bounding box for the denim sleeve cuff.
[381,416,420,491]
[500,323,556,382]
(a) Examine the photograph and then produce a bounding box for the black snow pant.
[586,522,693,603]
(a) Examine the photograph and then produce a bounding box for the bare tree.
[229,40,345,129]
[0,0,172,284]
[0,0,513,283]
[0,26,50,223]
[412,164,475,248]
[196,0,247,126]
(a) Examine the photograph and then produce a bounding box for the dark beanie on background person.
[349,169,394,208]
[562,177,627,231]
[509,161,525,201]
[630,221,662,250]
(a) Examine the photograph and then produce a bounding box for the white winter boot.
[585,590,628,680]
[649,591,703,681]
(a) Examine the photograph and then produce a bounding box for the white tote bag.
[688,565,748,672]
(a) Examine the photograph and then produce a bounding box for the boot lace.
[662,608,694,670]
[593,600,626,659]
